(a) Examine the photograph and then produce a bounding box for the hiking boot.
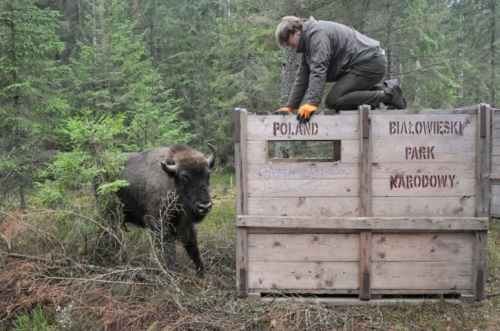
[384,79,407,109]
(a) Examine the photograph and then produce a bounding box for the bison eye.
[179,176,189,185]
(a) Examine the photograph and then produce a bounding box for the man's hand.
[275,106,294,115]
[296,104,318,123]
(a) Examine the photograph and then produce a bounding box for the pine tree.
[0,0,70,210]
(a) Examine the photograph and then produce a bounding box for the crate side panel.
[247,197,360,216]
[371,261,473,290]
[371,233,474,262]
[490,184,500,216]
[247,178,360,198]
[248,233,359,262]
[246,160,360,180]
[371,113,477,139]
[371,197,475,217]
[247,261,359,290]
[372,178,475,197]
[371,138,476,163]
[246,114,359,141]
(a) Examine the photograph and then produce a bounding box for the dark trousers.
[325,55,387,110]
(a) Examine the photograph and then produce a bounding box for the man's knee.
[325,97,339,110]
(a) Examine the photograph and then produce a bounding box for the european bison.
[116,143,216,276]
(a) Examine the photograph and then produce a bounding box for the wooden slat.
[360,105,372,217]
[246,197,360,217]
[247,233,359,262]
[236,215,489,231]
[476,103,491,217]
[473,231,488,300]
[245,140,267,164]
[359,231,372,301]
[371,261,473,290]
[371,233,474,262]
[370,108,478,115]
[247,261,359,290]
[371,138,476,163]
[247,178,360,198]
[236,228,248,298]
[372,177,475,197]
[246,161,360,180]
[372,162,475,179]
[246,114,359,141]
[371,196,476,217]
[371,113,477,138]
[235,108,249,214]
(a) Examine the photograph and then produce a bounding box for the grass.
[1,173,500,330]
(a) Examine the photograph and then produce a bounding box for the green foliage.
[0,0,70,209]
[13,306,51,331]
[35,111,127,206]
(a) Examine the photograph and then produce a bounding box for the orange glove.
[297,104,318,123]
[275,106,294,115]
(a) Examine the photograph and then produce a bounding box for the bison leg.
[182,225,205,276]
[150,222,178,273]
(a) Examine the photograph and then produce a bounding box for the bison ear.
[206,143,216,169]
[161,161,177,177]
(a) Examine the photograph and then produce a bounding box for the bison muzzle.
[116,143,216,276]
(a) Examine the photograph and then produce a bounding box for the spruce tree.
[0,0,70,211]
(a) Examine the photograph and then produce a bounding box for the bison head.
[160,143,216,221]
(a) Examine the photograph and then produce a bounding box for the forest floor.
[1,178,500,330]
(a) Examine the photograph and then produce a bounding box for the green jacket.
[287,17,383,108]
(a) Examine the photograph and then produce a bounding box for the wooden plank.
[259,297,466,305]
[247,233,359,262]
[236,215,489,231]
[235,109,244,215]
[371,233,474,262]
[371,138,476,163]
[371,261,473,290]
[492,109,500,130]
[473,231,488,300]
[247,178,360,198]
[372,177,475,197]
[372,196,476,217]
[246,197,360,217]
[246,161,360,180]
[245,140,267,164]
[490,185,500,216]
[236,228,248,298]
[371,113,477,138]
[476,103,491,217]
[247,261,359,290]
[235,108,249,215]
[490,138,500,155]
[372,162,475,179]
[359,231,372,301]
[370,108,478,115]
[492,156,500,165]
[360,105,372,217]
[246,114,360,141]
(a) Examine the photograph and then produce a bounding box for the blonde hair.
[275,16,303,48]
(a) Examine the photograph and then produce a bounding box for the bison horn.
[206,143,216,168]
[161,161,178,176]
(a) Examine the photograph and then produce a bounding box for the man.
[275,16,406,123]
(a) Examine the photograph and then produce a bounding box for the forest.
[1,0,500,330]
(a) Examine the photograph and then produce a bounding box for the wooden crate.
[490,108,500,216]
[234,104,490,302]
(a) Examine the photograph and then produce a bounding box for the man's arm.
[305,30,331,106]
[286,55,310,109]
